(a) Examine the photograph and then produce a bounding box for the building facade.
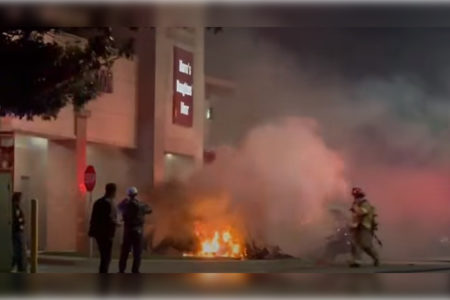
[0,28,209,253]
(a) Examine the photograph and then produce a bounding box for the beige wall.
[8,107,75,140]
[11,134,79,252]
[46,140,78,251]
[14,134,48,250]
[5,58,137,149]
[12,137,138,252]
[86,143,134,201]
[86,58,138,148]
[164,153,195,182]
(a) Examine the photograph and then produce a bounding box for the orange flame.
[184,222,246,259]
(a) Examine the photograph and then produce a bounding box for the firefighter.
[118,187,152,273]
[349,187,380,267]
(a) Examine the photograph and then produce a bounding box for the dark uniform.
[118,197,151,273]
[89,196,118,273]
[12,199,27,272]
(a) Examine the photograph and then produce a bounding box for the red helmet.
[352,187,365,198]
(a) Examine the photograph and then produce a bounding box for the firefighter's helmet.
[127,186,139,196]
[351,187,365,198]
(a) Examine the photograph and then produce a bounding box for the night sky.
[205,27,450,166]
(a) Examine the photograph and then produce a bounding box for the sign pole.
[30,199,38,273]
[84,165,96,258]
[88,191,93,258]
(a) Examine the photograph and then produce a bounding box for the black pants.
[95,237,113,273]
[12,232,27,272]
[119,229,143,273]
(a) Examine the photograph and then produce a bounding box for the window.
[206,107,213,120]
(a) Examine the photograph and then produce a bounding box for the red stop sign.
[84,165,96,192]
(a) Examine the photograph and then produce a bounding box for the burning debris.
[150,220,294,260]
[182,222,245,258]
[245,241,294,259]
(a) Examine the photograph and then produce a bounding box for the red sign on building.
[84,165,96,192]
[0,132,14,173]
[173,47,194,127]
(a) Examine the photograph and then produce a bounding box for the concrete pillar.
[193,27,205,168]
[75,109,89,254]
[160,27,205,172]
[135,28,164,193]
[135,27,206,191]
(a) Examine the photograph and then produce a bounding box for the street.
[37,256,450,273]
[1,257,448,296]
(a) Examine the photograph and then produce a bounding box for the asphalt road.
[36,257,450,273]
[2,258,449,296]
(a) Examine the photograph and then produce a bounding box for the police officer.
[118,187,152,273]
[89,183,118,273]
[349,187,380,267]
[11,192,27,273]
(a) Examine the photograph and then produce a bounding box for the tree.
[0,27,135,120]
[0,27,219,120]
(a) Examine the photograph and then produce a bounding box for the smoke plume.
[151,28,450,260]
[151,117,349,257]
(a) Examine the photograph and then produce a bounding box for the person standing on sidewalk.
[89,183,118,274]
[118,187,152,274]
[11,192,27,273]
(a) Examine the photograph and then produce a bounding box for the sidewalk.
[36,254,312,273]
[38,254,93,266]
[36,253,450,273]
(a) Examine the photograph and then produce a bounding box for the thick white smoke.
[205,117,349,255]
[151,117,349,256]
[202,29,450,259]
[150,29,450,261]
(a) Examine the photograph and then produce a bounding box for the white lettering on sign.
[176,80,192,97]
[180,101,190,116]
[179,59,192,75]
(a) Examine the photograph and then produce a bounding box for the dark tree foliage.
[0,27,217,120]
[0,27,134,120]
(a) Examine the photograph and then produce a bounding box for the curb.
[38,256,92,266]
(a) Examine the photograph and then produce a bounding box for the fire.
[183,222,246,258]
